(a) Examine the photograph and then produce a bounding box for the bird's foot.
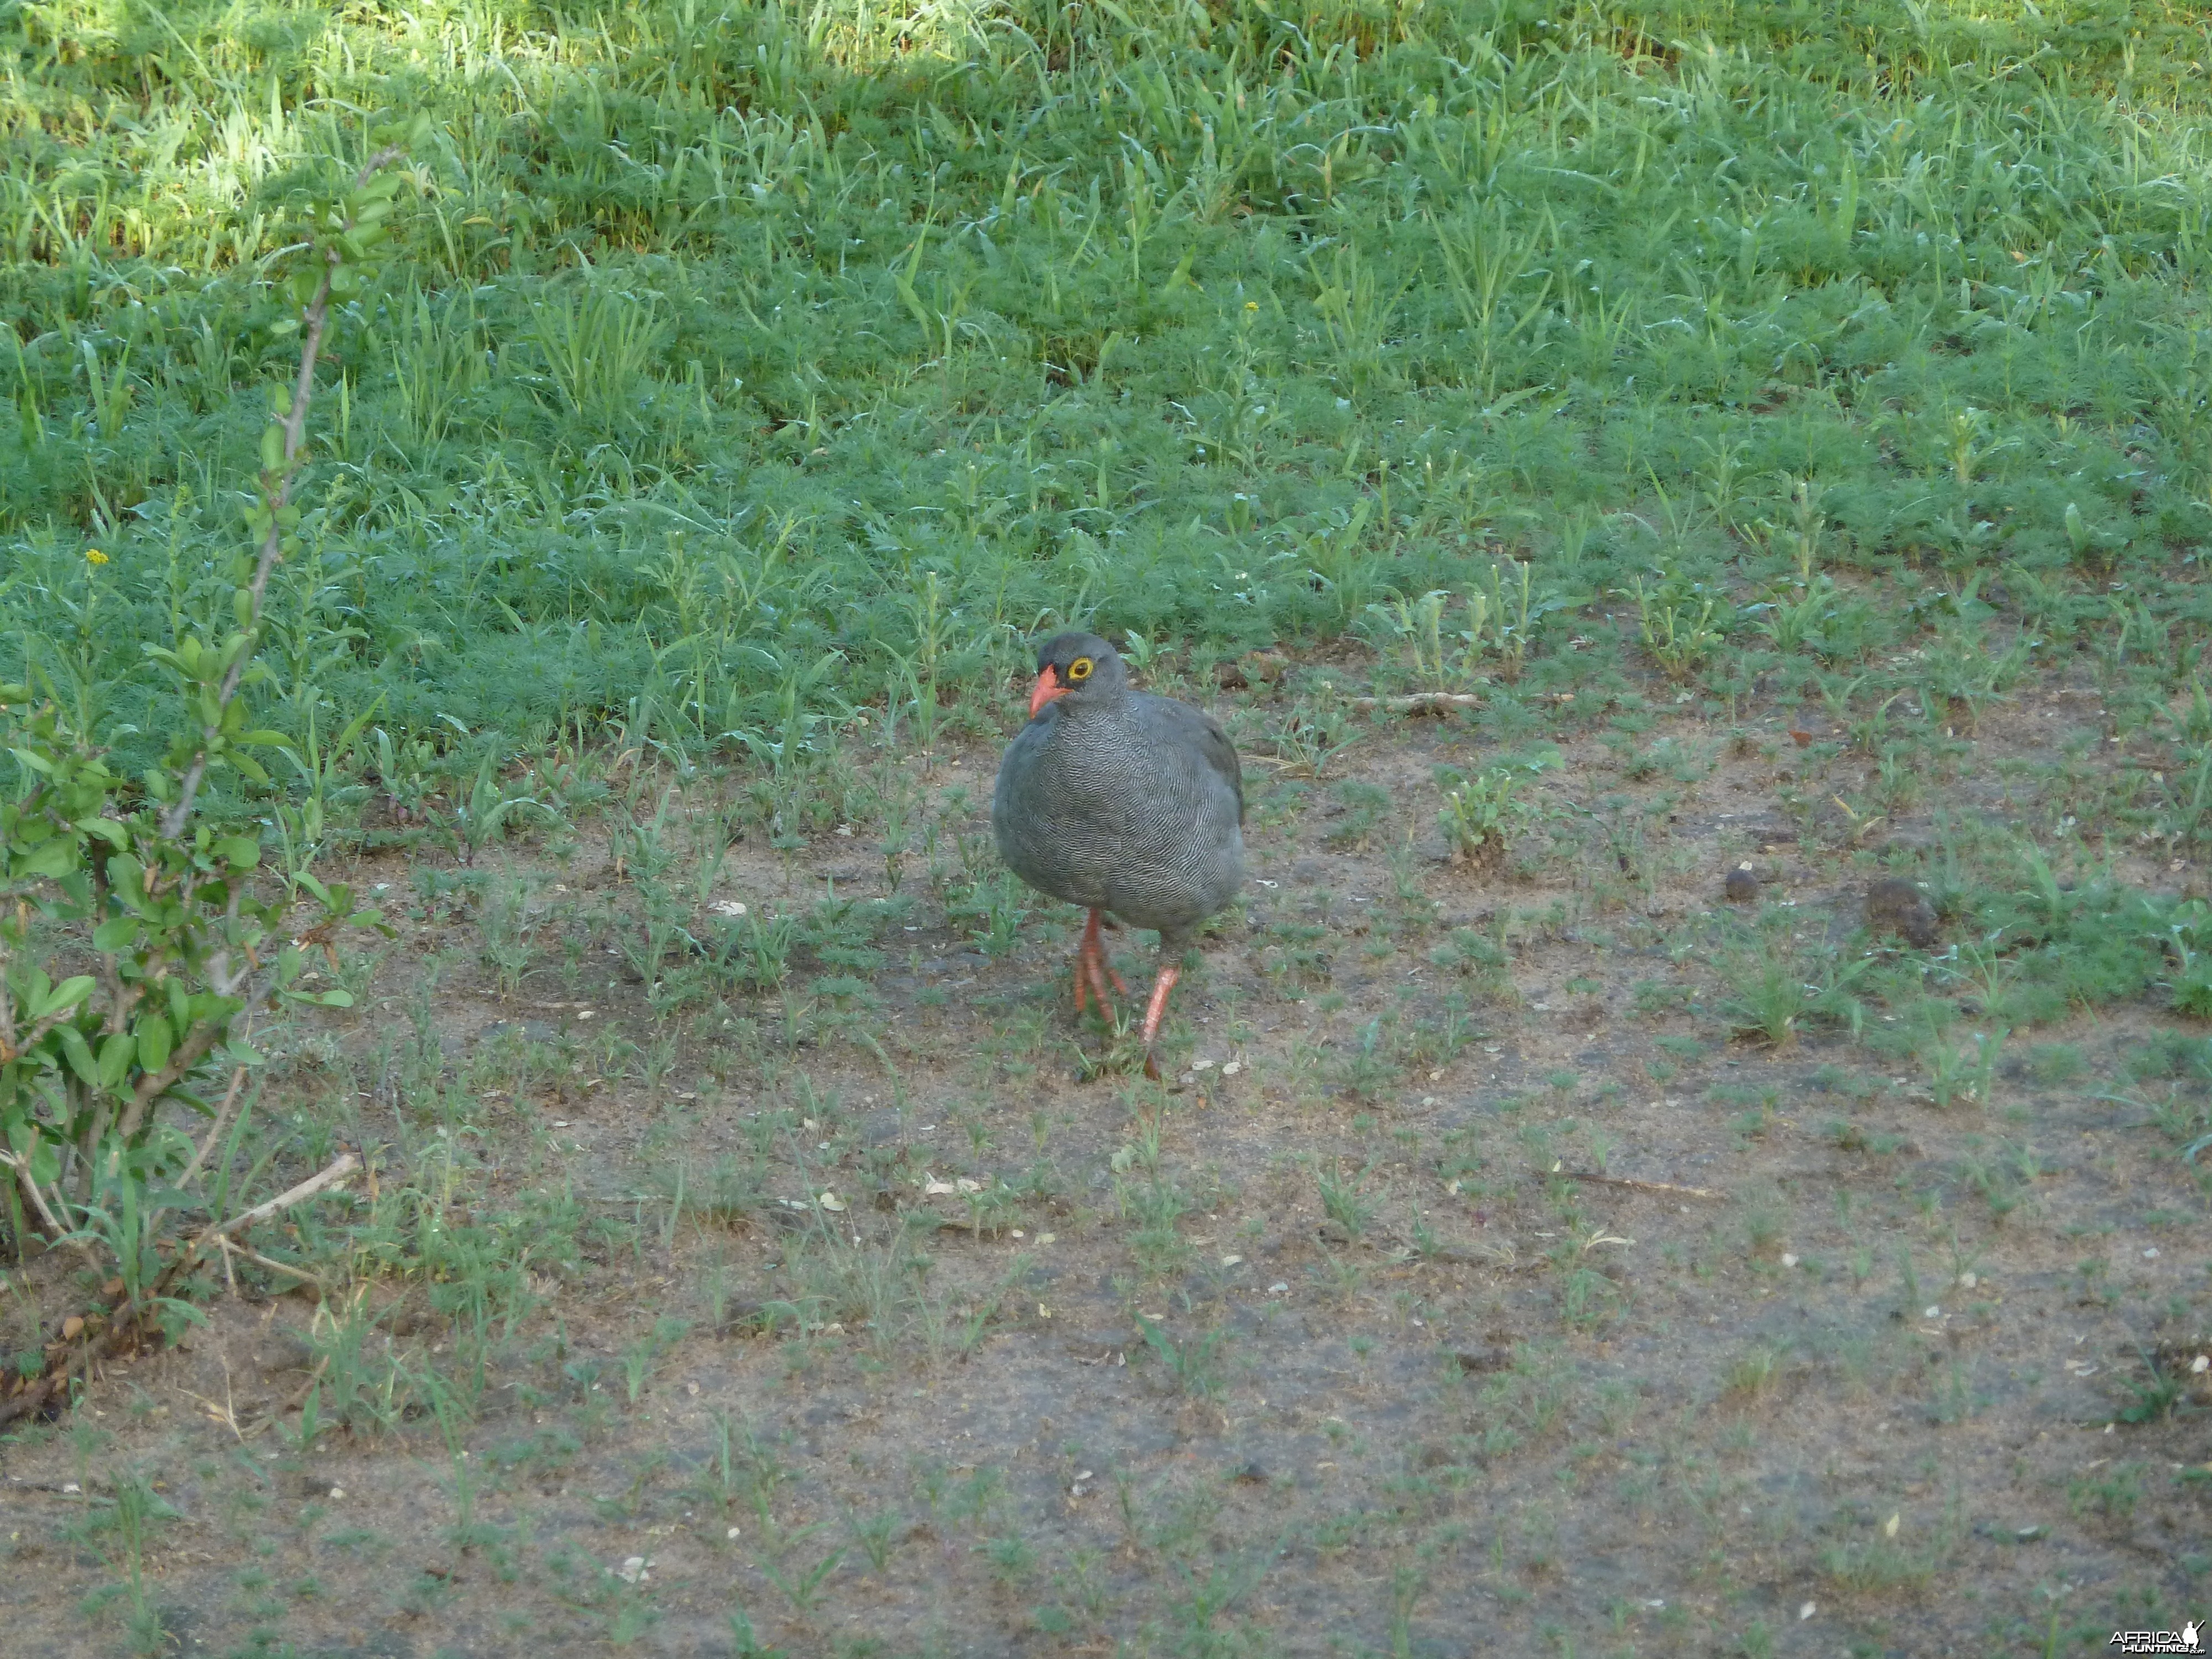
[1073,909,1129,1020]
[1136,964,1182,1079]
[1076,953,1121,1019]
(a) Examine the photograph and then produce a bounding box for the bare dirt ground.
[2,648,2207,1659]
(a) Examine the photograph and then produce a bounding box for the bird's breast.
[992,710,1241,923]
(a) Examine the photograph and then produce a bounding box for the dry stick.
[1347,691,1485,714]
[1,1152,63,1236]
[216,1233,326,1293]
[0,1154,97,1266]
[190,1154,358,1253]
[176,1065,249,1191]
[238,1245,324,1291]
[1547,1169,1724,1201]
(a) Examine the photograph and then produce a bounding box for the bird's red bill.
[1028,666,1066,717]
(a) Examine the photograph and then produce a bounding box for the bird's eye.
[1067,657,1093,681]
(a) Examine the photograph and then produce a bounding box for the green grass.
[7,0,2212,791]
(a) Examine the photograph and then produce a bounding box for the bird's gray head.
[1026,632,1128,718]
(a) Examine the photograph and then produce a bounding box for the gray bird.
[993,632,1245,1076]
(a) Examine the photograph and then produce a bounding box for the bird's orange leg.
[1138,963,1181,1080]
[1073,909,1128,1019]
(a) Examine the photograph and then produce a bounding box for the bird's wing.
[1147,695,1244,823]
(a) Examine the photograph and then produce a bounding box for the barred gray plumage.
[992,632,1244,1074]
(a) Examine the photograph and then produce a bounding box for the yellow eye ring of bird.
[1067,656,1093,681]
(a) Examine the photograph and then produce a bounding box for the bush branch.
[0,1152,359,1426]
[159,145,406,841]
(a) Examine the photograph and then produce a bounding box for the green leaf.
[137,1011,174,1074]
[56,1024,97,1084]
[106,855,148,908]
[18,838,76,878]
[75,817,127,848]
[92,916,140,951]
[97,1031,135,1090]
[30,975,95,1020]
[218,835,261,869]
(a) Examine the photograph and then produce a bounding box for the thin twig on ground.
[225,1236,327,1293]
[1545,1170,1725,1201]
[1347,691,1485,714]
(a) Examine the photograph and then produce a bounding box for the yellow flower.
[84,548,108,566]
[1244,301,1259,311]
